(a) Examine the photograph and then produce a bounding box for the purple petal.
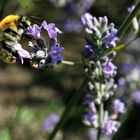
[49,42,64,65]
[103,61,117,77]
[102,120,119,136]
[113,99,125,114]
[27,24,42,39]
[43,113,59,132]
[42,21,62,40]
[42,20,48,28]
[14,43,31,64]
[81,13,94,29]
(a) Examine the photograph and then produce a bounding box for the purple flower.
[42,21,62,40]
[88,128,97,140]
[103,26,119,48]
[127,5,135,13]
[81,14,101,36]
[28,24,42,39]
[81,13,94,29]
[103,61,117,78]
[83,94,98,126]
[49,42,64,65]
[113,99,125,114]
[102,120,119,136]
[83,44,94,57]
[81,13,119,45]
[84,94,96,112]
[81,12,120,47]
[43,113,59,133]
[132,90,140,104]
[85,101,97,113]
[83,111,98,126]
[13,43,31,64]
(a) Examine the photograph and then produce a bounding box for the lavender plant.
[48,2,140,140]
[81,13,125,139]
[1,1,140,140]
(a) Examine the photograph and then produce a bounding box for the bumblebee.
[0,15,31,63]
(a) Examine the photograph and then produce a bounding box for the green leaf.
[118,1,140,39]
[112,44,125,52]
[14,106,34,123]
[0,129,11,140]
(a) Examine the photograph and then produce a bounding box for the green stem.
[97,103,104,140]
[62,60,75,65]
[118,1,140,39]
[97,62,104,140]
[48,77,88,140]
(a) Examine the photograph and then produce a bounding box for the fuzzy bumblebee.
[0,15,31,63]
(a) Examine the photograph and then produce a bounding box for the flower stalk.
[81,12,125,139]
[97,103,104,140]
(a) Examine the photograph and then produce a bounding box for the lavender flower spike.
[42,21,63,40]
[102,120,119,136]
[81,13,121,138]
[13,43,31,64]
[28,24,42,39]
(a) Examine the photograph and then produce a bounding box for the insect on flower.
[0,14,64,69]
